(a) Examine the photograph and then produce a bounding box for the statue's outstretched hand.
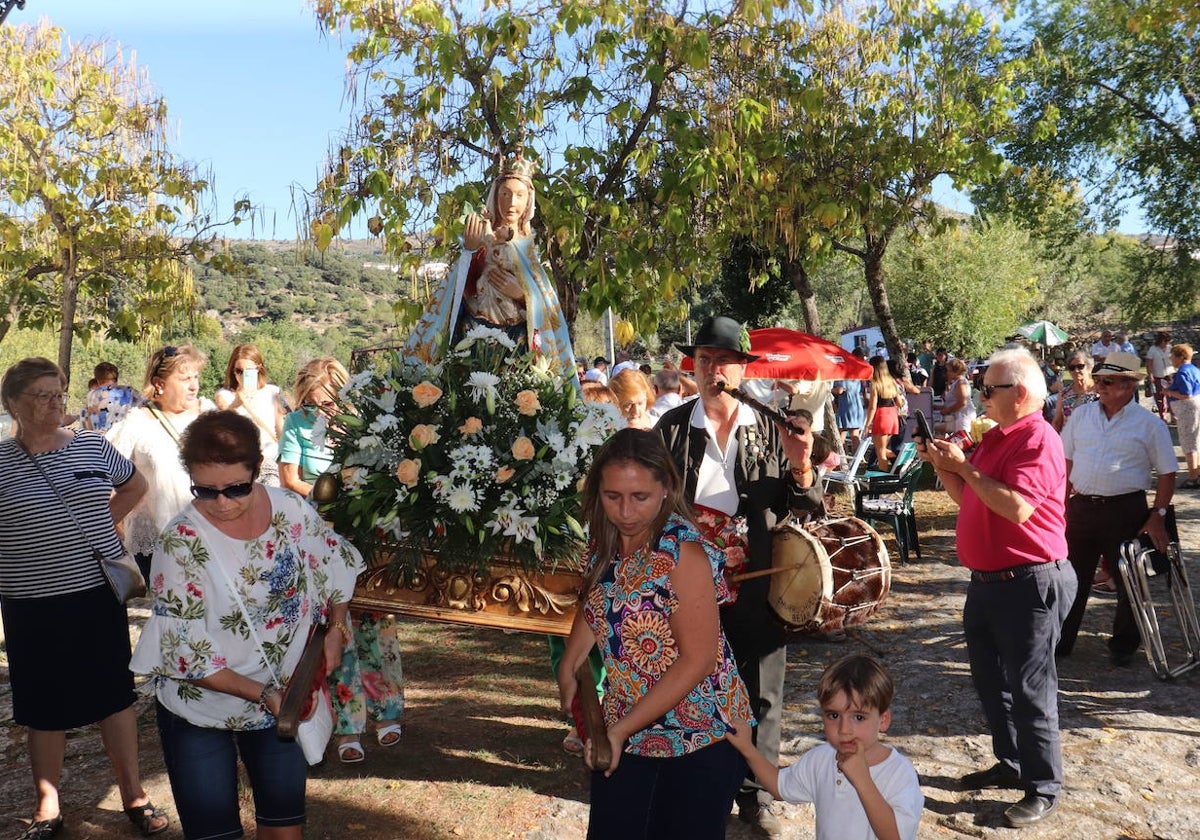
[463,213,492,251]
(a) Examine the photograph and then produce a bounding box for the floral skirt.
[327,611,406,735]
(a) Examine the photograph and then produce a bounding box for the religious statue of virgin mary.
[405,156,577,383]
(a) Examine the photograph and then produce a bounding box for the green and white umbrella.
[1017,320,1069,347]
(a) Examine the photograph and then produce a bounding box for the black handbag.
[16,441,146,603]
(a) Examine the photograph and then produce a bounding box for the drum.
[767,516,891,635]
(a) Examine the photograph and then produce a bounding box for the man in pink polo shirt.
[920,347,1078,829]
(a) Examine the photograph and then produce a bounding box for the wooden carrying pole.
[276,624,330,739]
[575,660,612,770]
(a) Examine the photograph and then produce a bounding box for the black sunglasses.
[980,383,1016,399]
[1067,364,1086,371]
[190,482,255,501]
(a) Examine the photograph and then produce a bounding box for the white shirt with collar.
[1090,339,1114,359]
[690,397,758,516]
[1061,397,1176,496]
[648,391,683,420]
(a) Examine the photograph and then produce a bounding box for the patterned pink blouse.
[584,513,755,757]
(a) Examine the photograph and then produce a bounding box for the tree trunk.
[57,255,80,383]
[863,233,904,359]
[783,255,843,459]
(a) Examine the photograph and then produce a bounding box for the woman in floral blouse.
[131,411,363,840]
[558,428,754,839]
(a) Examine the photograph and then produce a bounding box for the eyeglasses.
[153,345,180,378]
[190,482,255,501]
[1094,377,1130,387]
[23,391,67,404]
[980,383,1016,399]
[302,400,336,410]
[1067,364,1087,371]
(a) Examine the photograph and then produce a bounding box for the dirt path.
[3,463,1198,839]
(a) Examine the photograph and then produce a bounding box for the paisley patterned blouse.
[584,513,755,758]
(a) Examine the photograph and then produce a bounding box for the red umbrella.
[682,327,872,380]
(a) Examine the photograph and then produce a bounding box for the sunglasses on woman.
[1067,364,1087,371]
[190,482,255,501]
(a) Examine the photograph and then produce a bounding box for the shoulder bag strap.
[14,438,99,556]
[146,404,182,444]
[188,511,284,690]
[229,391,279,443]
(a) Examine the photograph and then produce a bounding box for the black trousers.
[1059,492,1147,657]
[964,560,1076,799]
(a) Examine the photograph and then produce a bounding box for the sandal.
[376,723,403,747]
[123,801,169,836]
[561,732,585,755]
[337,740,366,763]
[19,816,63,840]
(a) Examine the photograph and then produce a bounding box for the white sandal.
[376,723,403,747]
[337,740,366,764]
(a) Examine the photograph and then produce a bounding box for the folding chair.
[855,460,923,564]
[823,437,872,496]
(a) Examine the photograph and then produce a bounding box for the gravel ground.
[531,440,1200,840]
[2,431,1198,840]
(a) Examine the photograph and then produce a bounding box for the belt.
[1071,490,1145,505]
[970,559,1065,583]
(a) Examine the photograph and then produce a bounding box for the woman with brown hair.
[557,428,753,839]
[936,358,976,435]
[107,344,216,575]
[215,344,288,487]
[1052,350,1098,433]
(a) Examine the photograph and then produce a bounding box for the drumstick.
[730,562,805,583]
[575,660,612,770]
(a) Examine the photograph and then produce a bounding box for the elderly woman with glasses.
[1051,351,1098,433]
[0,357,167,840]
[107,344,216,576]
[132,410,363,840]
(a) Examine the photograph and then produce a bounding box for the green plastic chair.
[855,459,923,564]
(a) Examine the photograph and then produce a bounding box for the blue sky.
[15,1,1144,241]
[27,0,351,239]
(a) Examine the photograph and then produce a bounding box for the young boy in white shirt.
[728,654,923,840]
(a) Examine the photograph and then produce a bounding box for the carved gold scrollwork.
[491,575,578,616]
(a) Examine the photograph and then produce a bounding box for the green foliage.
[0,23,246,374]
[885,220,1039,357]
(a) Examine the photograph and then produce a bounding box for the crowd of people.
[0,344,406,840]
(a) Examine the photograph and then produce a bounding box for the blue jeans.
[963,560,1077,800]
[156,702,307,840]
[587,738,747,839]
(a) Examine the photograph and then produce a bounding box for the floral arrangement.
[319,326,623,575]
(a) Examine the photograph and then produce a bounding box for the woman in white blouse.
[107,344,216,576]
[132,410,363,840]
[215,344,288,487]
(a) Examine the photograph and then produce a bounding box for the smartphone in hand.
[914,409,935,443]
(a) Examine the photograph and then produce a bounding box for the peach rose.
[511,436,536,461]
[514,389,541,416]
[409,424,440,449]
[396,458,421,487]
[459,416,483,436]
[495,466,516,484]
[412,381,443,408]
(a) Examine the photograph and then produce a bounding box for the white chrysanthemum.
[342,369,376,399]
[446,485,479,514]
[369,414,400,433]
[457,324,517,351]
[467,372,501,403]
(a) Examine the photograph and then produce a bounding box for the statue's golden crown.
[500,155,537,184]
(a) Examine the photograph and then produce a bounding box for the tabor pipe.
[276,623,329,739]
[575,660,611,770]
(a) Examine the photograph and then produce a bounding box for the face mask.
[240,368,259,391]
